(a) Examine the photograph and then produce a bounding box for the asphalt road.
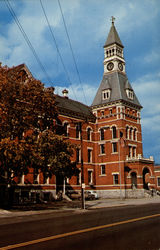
[0,203,160,250]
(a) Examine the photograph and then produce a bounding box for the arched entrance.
[131,172,137,189]
[142,168,150,190]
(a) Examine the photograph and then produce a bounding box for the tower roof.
[104,19,124,48]
[91,72,142,108]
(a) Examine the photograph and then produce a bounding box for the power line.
[39,0,78,101]
[5,0,53,85]
[57,0,87,105]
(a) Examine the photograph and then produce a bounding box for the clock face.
[118,62,123,71]
[107,62,114,71]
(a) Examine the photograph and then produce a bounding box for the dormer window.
[102,89,111,100]
[126,89,134,100]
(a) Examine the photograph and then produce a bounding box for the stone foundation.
[96,189,145,199]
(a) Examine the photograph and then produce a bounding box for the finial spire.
[111,16,115,25]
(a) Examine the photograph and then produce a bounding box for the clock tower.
[91,18,154,198]
[103,17,125,74]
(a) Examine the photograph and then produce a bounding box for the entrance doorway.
[131,172,137,189]
[142,168,150,190]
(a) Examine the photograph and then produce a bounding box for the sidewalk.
[85,196,160,210]
[0,196,160,218]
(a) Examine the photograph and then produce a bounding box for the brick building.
[1,20,157,201]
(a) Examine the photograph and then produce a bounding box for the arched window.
[63,122,69,136]
[87,128,91,141]
[100,128,104,140]
[112,126,117,139]
[133,128,137,141]
[130,128,133,140]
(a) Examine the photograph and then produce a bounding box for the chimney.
[62,89,69,98]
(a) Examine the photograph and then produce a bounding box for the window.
[101,165,106,175]
[113,174,119,185]
[133,147,136,158]
[88,149,92,163]
[76,148,81,163]
[63,122,69,136]
[88,170,93,184]
[76,124,80,139]
[130,128,133,140]
[100,144,105,154]
[112,126,117,139]
[133,129,137,141]
[101,111,104,117]
[126,89,134,100]
[100,128,104,140]
[109,109,112,115]
[157,177,160,187]
[129,146,132,158]
[126,126,129,139]
[102,89,111,100]
[112,142,117,153]
[87,128,91,141]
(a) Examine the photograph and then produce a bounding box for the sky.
[0,0,160,163]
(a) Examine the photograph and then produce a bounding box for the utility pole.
[79,122,85,209]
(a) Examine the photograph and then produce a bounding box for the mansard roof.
[91,72,142,108]
[55,95,96,122]
[104,22,124,48]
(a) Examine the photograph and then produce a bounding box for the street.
[0,203,160,249]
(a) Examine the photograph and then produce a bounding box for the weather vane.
[111,16,115,24]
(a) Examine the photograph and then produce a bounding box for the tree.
[30,130,79,179]
[0,64,78,206]
[0,66,57,139]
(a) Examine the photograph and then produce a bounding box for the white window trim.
[63,121,70,135]
[113,173,119,185]
[100,165,106,176]
[102,89,111,100]
[100,143,105,155]
[86,126,92,141]
[87,148,93,163]
[126,89,134,100]
[88,169,93,184]
[112,142,118,153]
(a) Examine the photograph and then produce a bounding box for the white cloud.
[144,49,160,64]
[54,83,97,106]
[132,73,160,115]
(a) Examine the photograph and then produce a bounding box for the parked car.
[68,191,81,200]
[85,190,98,199]
[84,191,95,200]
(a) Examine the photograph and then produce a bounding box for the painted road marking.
[1,213,160,249]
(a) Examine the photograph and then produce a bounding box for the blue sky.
[0,0,160,163]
